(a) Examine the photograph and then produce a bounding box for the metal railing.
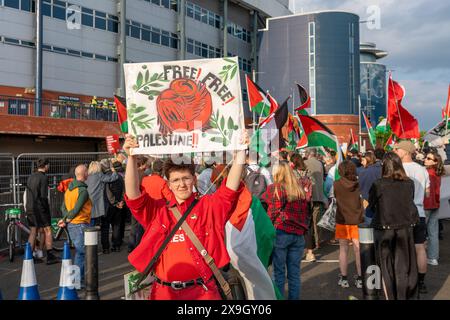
[0,95,118,122]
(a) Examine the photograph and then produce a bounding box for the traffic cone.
[17,242,40,300]
[56,242,79,300]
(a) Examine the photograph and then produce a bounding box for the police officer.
[90,96,98,120]
[102,99,110,121]
[111,102,118,122]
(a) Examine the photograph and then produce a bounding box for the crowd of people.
[23,132,446,300]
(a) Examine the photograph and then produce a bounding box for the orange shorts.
[335,224,359,240]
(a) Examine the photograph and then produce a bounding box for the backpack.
[244,166,267,199]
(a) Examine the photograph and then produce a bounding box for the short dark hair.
[374,148,385,160]
[290,153,306,171]
[338,160,357,181]
[279,151,289,161]
[36,158,49,169]
[163,159,195,180]
[152,159,164,175]
[382,152,409,181]
[363,151,376,166]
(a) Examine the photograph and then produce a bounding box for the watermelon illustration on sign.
[156,78,213,135]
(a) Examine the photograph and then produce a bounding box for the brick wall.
[315,114,359,145]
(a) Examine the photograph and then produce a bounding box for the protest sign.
[124,57,246,155]
[106,134,120,154]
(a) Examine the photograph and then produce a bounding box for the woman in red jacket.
[423,151,445,266]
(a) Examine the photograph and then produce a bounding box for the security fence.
[0,154,16,249]
[0,152,109,249]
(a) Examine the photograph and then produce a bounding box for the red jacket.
[424,168,441,210]
[125,179,243,279]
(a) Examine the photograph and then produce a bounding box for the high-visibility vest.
[91,98,98,106]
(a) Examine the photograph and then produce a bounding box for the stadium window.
[107,15,118,33]
[95,54,107,61]
[186,38,193,53]
[151,0,160,5]
[42,0,51,16]
[151,28,161,44]
[186,2,193,18]
[130,22,140,39]
[141,28,150,42]
[82,51,93,58]
[215,47,221,58]
[4,0,20,9]
[170,33,178,49]
[82,7,94,27]
[68,49,81,56]
[95,11,107,30]
[21,0,31,11]
[170,0,177,11]
[161,30,170,47]
[52,46,66,53]
[52,0,66,21]
[194,41,201,56]
[194,5,201,21]
[108,57,118,62]
[201,43,208,58]
[161,0,169,9]
[201,8,207,24]
[4,37,20,44]
[21,40,35,47]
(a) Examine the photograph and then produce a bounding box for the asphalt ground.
[1,220,449,300]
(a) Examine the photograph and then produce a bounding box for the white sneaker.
[34,249,44,259]
[338,275,349,288]
[427,258,438,266]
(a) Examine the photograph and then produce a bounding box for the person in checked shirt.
[261,161,309,300]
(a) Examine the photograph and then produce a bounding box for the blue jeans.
[425,209,439,260]
[67,223,89,284]
[272,229,305,300]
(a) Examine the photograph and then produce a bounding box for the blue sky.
[291,0,450,130]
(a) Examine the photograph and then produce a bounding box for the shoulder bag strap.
[169,206,233,300]
[130,198,198,294]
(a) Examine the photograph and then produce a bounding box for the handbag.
[317,198,337,232]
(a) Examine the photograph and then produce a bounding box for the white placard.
[124,57,246,155]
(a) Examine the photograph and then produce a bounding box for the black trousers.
[374,227,418,300]
[101,206,123,249]
[128,215,144,251]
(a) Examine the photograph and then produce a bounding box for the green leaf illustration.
[223,58,236,64]
[145,70,149,83]
[151,73,158,82]
[136,72,143,88]
[133,114,149,122]
[230,65,237,80]
[134,106,146,113]
[227,117,234,130]
[220,116,225,129]
[148,83,163,87]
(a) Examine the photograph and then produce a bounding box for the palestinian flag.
[225,188,279,299]
[384,134,396,151]
[348,128,359,153]
[245,75,278,117]
[294,83,311,111]
[376,118,388,134]
[114,95,128,133]
[362,112,376,148]
[250,98,289,166]
[298,114,343,179]
[442,85,450,120]
[296,117,308,149]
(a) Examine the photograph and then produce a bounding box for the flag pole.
[251,70,256,133]
[358,94,362,149]
[445,84,450,140]
[257,90,270,129]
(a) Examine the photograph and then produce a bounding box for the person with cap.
[394,140,430,295]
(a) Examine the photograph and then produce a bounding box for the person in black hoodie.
[368,152,419,300]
